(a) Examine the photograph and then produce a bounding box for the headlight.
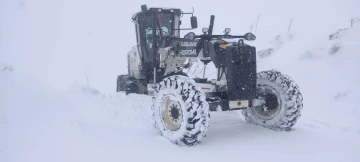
[202,27,209,33]
[184,32,196,40]
[244,33,256,41]
[224,28,231,34]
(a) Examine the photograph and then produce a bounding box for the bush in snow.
[81,86,101,96]
[1,65,14,73]
[271,33,293,46]
[351,17,360,27]
[300,50,318,59]
[329,28,349,40]
[0,116,7,124]
[329,43,341,55]
[257,33,293,59]
[258,48,274,58]
[67,83,101,96]
[334,91,350,100]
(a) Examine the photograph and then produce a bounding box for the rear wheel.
[116,75,125,92]
[116,75,138,94]
[242,70,303,131]
[152,75,210,146]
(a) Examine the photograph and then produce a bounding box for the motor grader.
[116,5,303,146]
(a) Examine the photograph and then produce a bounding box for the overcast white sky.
[1,0,359,94]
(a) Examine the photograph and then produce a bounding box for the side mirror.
[191,16,198,29]
[244,32,256,41]
[141,4,147,11]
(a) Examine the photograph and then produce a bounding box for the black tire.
[220,101,229,111]
[125,82,138,95]
[242,70,303,131]
[152,75,210,146]
[116,75,138,94]
[116,75,125,92]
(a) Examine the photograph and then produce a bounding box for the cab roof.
[132,7,182,20]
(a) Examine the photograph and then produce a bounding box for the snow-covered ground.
[1,0,360,162]
[1,61,359,162]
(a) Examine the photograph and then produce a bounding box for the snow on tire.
[242,70,303,131]
[152,75,210,146]
[116,75,138,94]
[116,75,125,92]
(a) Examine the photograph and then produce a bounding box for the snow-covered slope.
[1,0,360,161]
[1,25,360,161]
[255,25,360,131]
[1,62,359,162]
[0,69,154,162]
[186,24,360,132]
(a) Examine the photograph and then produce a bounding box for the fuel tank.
[225,45,257,101]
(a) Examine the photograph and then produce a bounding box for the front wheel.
[242,70,303,131]
[152,75,210,146]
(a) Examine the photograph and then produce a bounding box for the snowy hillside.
[1,25,360,161]
[1,0,360,161]
[1,0,359,94]
[186,24,360,132]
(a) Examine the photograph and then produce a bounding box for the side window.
[173,16,180,37]
[135,23,140,45]
[154,26,169,36]
[145,27,152,43]
[138,14,155,61]
[158,13,171,36]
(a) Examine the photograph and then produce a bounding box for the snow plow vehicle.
[116,5,303,146]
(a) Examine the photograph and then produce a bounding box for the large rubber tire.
[125,81,138,95]
[116,75,125,92]
[116,75,138,94]
[152,75,210,146]
[242,70,303,131]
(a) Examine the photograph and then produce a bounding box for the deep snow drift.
[1,0,360,161]
[1,22,360,162]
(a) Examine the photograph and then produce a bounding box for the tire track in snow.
[301,117,359,135]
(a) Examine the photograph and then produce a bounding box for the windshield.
[138,12,177,62]
[143,12,174,43]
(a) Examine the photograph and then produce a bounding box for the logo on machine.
[179,49,196,56]
[180,41,197,47]
[178,41,197,56]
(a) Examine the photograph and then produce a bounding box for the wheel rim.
[252,85,282,120]
[160,95,183,131]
